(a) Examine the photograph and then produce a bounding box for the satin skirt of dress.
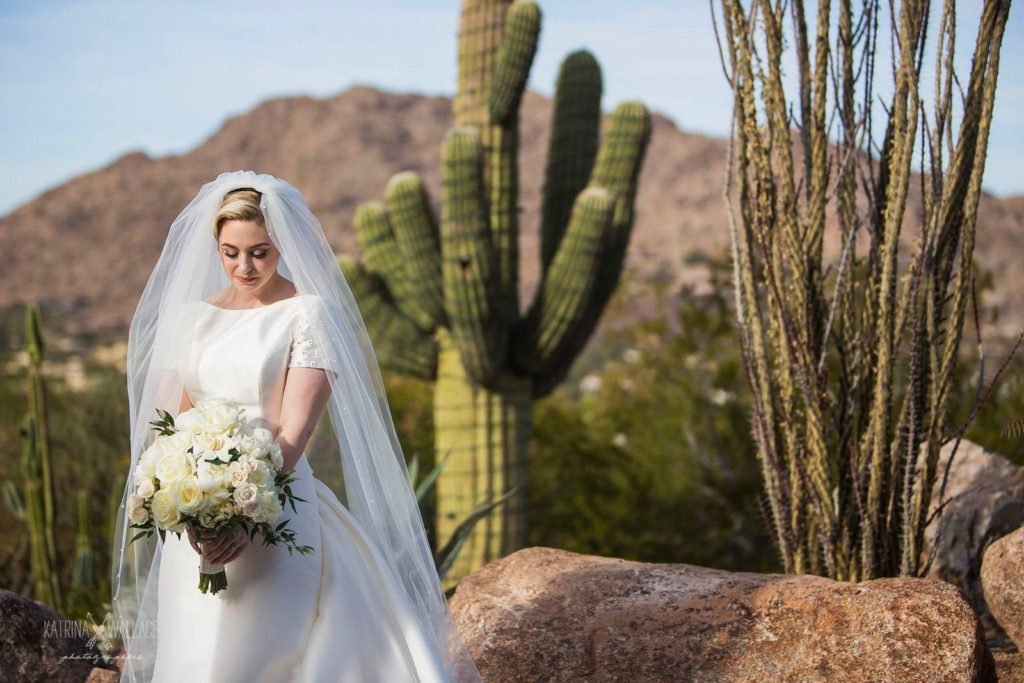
[151,454,449,683]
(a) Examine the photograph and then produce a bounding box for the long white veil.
[111,170,483,681]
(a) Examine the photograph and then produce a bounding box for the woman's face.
[217,219,281,296]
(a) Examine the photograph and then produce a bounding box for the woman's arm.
[178,387,194,414]
[198,367,332,565]
[276,366,333,471]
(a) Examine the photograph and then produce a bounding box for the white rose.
[150,488,180,529]
[227,461,249,487]
[129,504,149,526]
[155,452,192,484]
[173,479,204,515]
[238,456,259,475]
[136,478,156,499]
[127,494,148,525]
[233,483,259,506]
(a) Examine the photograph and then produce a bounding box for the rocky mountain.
[2,84,1021,342]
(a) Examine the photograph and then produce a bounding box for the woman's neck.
[220,275,296,308]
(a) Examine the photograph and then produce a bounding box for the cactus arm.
[340,256,438,380]
[384,172,447,329]
[530,101,652,398]
[488,0,541,124]
[540,50,603,271]
[441,128,503,384]
[513,188,614,375]
[353,201,438,333]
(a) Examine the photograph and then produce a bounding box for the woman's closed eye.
[224,251,267,259]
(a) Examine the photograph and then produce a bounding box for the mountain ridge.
[3,84,1021,341]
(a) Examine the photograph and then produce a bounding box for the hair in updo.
[214,188,265,240]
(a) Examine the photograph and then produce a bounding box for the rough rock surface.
[921,438,1024,640]
[0,589,117,682]
[450,547,995,683]
[981,528,1024,652]
[85,668,120,683]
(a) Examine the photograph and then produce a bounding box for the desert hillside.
[2,84,1021,340]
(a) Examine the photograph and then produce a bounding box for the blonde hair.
[214,188,265,240]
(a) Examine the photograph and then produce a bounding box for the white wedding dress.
[149,293,448,683]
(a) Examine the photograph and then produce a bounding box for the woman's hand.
[191,526,250,565]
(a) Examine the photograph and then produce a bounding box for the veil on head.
[112,170,483,681]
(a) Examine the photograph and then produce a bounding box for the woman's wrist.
[276,437,302,471]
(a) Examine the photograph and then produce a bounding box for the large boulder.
[921,438,1024,641]
[0,589,117,682]
[450,547,995,683]
[981,527,1024,650]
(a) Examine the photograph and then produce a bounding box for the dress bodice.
[180,293,327,434]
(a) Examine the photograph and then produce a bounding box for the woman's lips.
[237,275,258,284]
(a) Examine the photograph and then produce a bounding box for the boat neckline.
[197,294,304,312]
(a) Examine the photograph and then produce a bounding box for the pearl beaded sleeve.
[288,312,327,370]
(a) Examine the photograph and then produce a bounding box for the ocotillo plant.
[66,489,98,617]
[716,0,1012,580]
[339,0,651,587]
[20,303,62,609]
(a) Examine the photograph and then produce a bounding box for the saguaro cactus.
[341,0,651,587]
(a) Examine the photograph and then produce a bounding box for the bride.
[110,170,484,682]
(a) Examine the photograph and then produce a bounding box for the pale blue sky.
[1,0,1021,216]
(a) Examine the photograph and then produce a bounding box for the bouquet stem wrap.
[198,554,227,595]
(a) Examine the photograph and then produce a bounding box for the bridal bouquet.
[125,397,315,594]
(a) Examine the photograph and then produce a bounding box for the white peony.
[268,444,284,470]
[252,491,283,524]
[249,427,274,458]
[246,459,274,488]
[198,499,235,527]
[166,430,193,450]
[195,461,229,493]
[233,433,258,457]
[135,436,170,484]
[133,461,155,487]
[195,398,243,436]
[173,407,204,434]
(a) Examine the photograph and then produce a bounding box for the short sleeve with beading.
[289,309,327,370]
